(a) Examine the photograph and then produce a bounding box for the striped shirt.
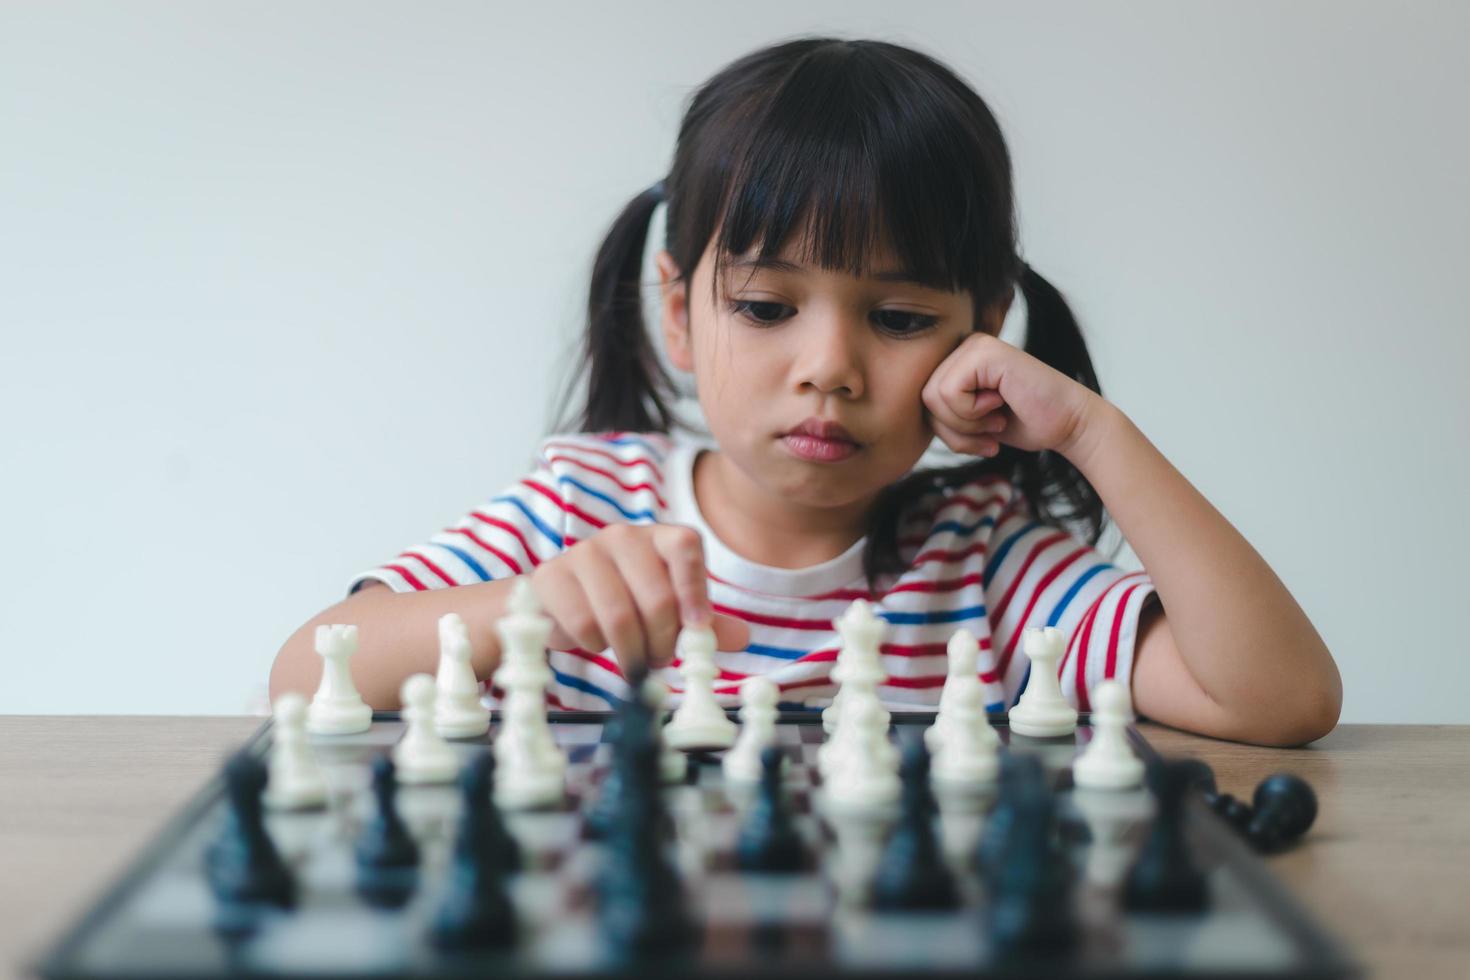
[349,431,1158,714]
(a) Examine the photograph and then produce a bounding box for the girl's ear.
[656,250,694,372]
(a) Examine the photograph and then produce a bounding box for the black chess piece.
[984,757,1077,956]
[1246,773,1318,853]
[595,693,697,956]
[735,746,808,872]
[1123,758,1210,913]
[430,754,518,948]
[205,751,296,912]
[1206,791,1255,834]
[454,751,521,873]
[355,755,419,907]
[872,740,957,910]
[976,754,1045,884]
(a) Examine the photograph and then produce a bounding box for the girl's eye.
[729,300,790,325]
[729,301,938,335]
[873,310,939,335]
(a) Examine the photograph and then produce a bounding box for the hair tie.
[650,179,667,201]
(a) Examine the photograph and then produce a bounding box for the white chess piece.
[823,696,900,814]
[263,692,327,810]
[1072,680,1144,790]
[723,676,781,783]
[392,673,459,784]
[926,629,1001,754]
[306,623,372,735]
[641,676,688,784]
[818,601,895,778]
[664,624,737,750]
[1007,626,1078,738]
[931,678,1001,790]
[434,612,490,739]
[492,578,566,809]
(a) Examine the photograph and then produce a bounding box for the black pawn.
[1246,773,1318,853]
[984,759,1077,956]
[454,752,521,873]
[976,754,1045,884]
[431,755,518,948]
[872,741,957,910]
[595,694,696,956]
[736,747,807,872]
[1124,759,1209,913]
[205,751,295,910]
[355,755,419,907]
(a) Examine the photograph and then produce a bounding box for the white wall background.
[2,1,1465,721]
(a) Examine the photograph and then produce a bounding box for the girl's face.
[656,233,1011,514]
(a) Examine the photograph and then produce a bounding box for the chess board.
[38,712,1359,979]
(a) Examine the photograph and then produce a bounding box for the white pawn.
[926,629,1001,754]
[306,623,372,735]
[434,612,490,739]
[664,624,737,751]
[723,676,781,784]
[1072,680,1144,790]
[641,676,688,784]
[1007,626,1078,738]
[392,673,458,784]
[931,679,1001,791]
[823,696,900,814]
[264,692,327,810]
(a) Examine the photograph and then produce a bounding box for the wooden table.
[1,719,1466,979]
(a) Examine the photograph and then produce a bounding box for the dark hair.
[553,37,1114,592]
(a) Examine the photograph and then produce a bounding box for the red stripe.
[469,512,544,568]
[883,571,986,597]
[544,453,669,510]
[445,526,523,575]
[994,537,1087,678]
[909,540,990,567]
[524,477,608,532]
[989,531,1070,626]
[383,563,428,591]
[561,647,626,679]
[1069,589,1111,713]
[1105,582,1149,681]
[399,550,456,588]
[711,602,837,632]
[540,441,663,479]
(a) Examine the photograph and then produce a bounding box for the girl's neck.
[692,448,872,570]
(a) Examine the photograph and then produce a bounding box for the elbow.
[268,622,320,706]
[1257,661,1343,748]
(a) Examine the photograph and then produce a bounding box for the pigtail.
[553,181,680,435]
[1011,264,1108,548]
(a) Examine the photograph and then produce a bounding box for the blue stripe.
[490,494,563,549]
[879,605,987,626]
[986,701,1007,715]
[931,515,996,538]
[983,520,1042,588]
[1046,563,1113,627]
[550,668,618,708]
[745,642,807,661]
[557,475,658,522]
[602,435,666,462]
[436,542,491,582]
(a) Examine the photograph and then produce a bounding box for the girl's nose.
[792,314,866,398]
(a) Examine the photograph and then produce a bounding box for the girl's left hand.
[921,332,1100,459]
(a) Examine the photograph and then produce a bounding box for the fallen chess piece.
[1186,761,1319,853]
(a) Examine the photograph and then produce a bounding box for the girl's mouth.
[780,433,860,462]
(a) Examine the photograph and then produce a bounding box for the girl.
[270,37,1341,746]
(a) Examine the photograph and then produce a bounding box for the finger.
[571,545,650,673]
[532,567,605,653]
[925,376,1004,433]
[605,535,683,667]
[931,414,1002,457]
[652,524,712,626]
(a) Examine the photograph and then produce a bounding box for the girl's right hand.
[528,523,750,673]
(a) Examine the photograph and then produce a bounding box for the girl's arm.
[1063,401,1343,745]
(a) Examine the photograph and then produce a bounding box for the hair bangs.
[707,44,993,305]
